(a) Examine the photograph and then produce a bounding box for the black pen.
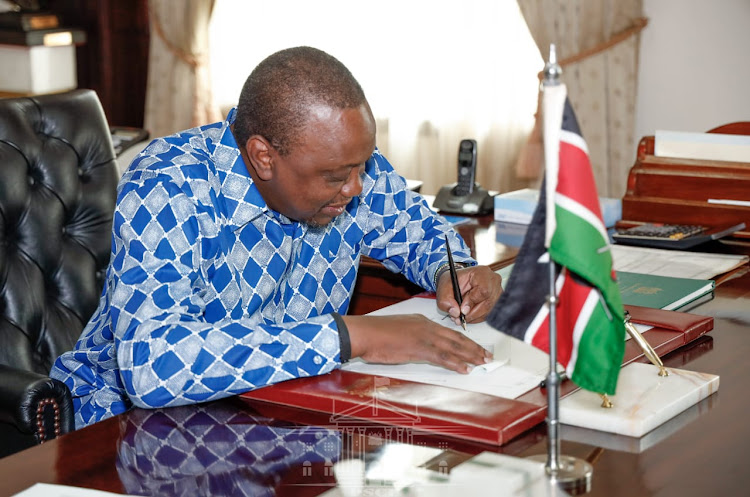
[444,235,467,331]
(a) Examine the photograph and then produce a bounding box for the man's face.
[252,104,376,227]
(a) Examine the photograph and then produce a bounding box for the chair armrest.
[0,365,75,442]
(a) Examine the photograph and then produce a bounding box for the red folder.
[239,305,713,446]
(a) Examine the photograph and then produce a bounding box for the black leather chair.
[0,89,119,457]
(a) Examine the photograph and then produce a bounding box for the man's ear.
[245,135,274,181]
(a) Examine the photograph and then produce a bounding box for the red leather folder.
[240,305,713,446]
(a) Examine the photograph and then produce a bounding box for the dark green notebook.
[616,271,715,311]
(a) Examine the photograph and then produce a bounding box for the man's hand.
[436,265,503,326]
[343,314,491,374]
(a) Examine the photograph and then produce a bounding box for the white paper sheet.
[611,244,748,280]
[343,297,550,400]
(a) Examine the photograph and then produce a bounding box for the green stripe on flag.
[551,206,623,317]
[552,202,625,394]
[569,301,625,394]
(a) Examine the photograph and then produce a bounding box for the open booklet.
[342,297,552,400]
[611,244,748,280]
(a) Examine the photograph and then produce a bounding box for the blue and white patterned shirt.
[51,109,474,428]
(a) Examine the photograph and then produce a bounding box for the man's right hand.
[342,314,491,374]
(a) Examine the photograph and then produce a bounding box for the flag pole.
[543,42,563,477]
[528,44,594,495]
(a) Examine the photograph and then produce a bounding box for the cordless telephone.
[433,139,493,215]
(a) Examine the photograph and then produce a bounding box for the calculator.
[612,222,745,249]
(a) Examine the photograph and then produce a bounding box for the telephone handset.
[433,139,493,215]
[455,139,477,196]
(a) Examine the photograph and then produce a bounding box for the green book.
[616,271,715,311]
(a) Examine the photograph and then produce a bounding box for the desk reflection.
[116,404,341,496]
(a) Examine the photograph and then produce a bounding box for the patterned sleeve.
[359,151,476,292]
[111,167,341,409]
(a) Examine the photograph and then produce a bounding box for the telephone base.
[433,183,494,215]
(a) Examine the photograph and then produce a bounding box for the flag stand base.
[526,454,592,495]
[559,362,719,437]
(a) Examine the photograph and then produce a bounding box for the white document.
[611,244,748,280]
[655,130,750,163]
[707,198,750,207]
[12,483,137,497]
[343,297,550,400]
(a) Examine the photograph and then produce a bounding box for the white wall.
[636,0,750,142]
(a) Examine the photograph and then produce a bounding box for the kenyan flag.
[487,87,625,395]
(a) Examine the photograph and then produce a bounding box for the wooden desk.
[2,242,749,496]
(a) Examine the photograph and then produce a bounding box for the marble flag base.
[559,362,720,437]
[561,389,718,453]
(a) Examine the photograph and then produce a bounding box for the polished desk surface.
[2,233,750,496]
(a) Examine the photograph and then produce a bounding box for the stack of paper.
[655,130,750,163]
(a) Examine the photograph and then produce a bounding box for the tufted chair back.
[0,90,119,456]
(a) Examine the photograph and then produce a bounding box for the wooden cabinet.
[51,0,150,127]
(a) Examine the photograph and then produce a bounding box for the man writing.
[51,47,503,428]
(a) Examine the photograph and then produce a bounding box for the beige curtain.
[376,111,539,197]
[208,0,542,197]
[144,0,221,139]
[515,0,646,198]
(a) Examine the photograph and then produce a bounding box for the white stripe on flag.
[560,129,589,155]
[555,193,610,244]
[524,269,566,345]
[564,289,599,378]
[524,306,549,346]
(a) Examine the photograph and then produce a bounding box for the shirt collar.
[215,107,270,229]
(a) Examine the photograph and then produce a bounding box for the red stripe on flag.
[528,270,596,368]
[556,274,597,366]
[556,141,603,221]
[528,314,550,354]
